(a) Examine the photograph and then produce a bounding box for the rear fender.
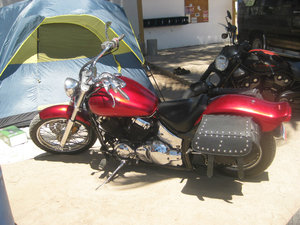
[39,105,91,126]
[196,95,291,132]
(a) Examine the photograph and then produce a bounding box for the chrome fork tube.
[60,90,86,148]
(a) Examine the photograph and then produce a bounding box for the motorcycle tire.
[29,114,97,154]
[217,133,276,178]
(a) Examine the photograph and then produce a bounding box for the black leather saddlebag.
[192,114,260,178]
[192,115,260,157]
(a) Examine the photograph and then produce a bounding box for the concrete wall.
[143,0,183,19]
[143,0,232,49]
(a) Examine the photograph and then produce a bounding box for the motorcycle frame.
[200,60,242,88]
[37,92,291,170]
[38,92,291,141]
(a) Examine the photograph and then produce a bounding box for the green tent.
[0,0,153,128]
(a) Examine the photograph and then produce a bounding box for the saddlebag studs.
[191,114,260,177]
[192,115,259,157]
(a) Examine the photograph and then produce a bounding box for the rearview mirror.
[227,10,232,20]
[222,33,229,39]
[105,21,112,41]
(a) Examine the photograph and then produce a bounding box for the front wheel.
[217,134,276,178]
[29,114,97,154]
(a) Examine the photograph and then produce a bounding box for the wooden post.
[232,0,237,26]
[137,0,145,54]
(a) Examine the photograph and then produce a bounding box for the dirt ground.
[1,74,300,225]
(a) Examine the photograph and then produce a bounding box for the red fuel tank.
[88,76,158,117]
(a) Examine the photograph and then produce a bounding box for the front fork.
[60,87,88,148]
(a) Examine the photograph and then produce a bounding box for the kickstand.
[96,159,126,190]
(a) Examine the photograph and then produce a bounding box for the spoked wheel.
[29,114,97,154]
[217,134,276,178]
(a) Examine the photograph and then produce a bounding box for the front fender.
[197,95,291,132]
[39,105,91,126]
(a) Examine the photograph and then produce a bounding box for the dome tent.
[0,0,153,128]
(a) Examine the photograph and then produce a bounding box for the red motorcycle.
[29,27,291,182]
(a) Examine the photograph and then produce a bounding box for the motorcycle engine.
[135,123,183,166]
[238,50,294,100]
[233,66,293,101]
[97,117,183,166]
[98,116,158,142]
[232,68,261,89]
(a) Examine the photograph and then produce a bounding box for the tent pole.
[37,27,40,60]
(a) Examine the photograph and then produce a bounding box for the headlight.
[215,55,229,71]
[64,78,79,97]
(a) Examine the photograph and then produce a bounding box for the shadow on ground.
[146,43,222,69]
[34,149,269,203]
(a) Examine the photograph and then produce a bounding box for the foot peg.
[96,160,126,190]
[98,158,107,170]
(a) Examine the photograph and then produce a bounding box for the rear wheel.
[217,134,276,178]
[29,114,97,154]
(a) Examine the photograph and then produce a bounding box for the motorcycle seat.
[158,94,208,133]
[289,62,300,81]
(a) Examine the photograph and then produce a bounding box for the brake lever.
[102,78,116,108]
[110,78,118,93]
[111,77,130,100]
[117,87,130,100]
[99,74,130,107]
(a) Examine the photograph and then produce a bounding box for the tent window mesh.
[10,23,102,64]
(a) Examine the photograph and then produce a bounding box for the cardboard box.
[0,126,28,147]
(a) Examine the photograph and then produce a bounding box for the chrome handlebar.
[78,33,128,107]
[92,34,125,69]
[81,70,130,107]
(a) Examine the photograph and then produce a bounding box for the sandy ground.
[1,74,300,225]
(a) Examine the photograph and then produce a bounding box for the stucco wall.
[143,0,232,49]
[110,0,141,42]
